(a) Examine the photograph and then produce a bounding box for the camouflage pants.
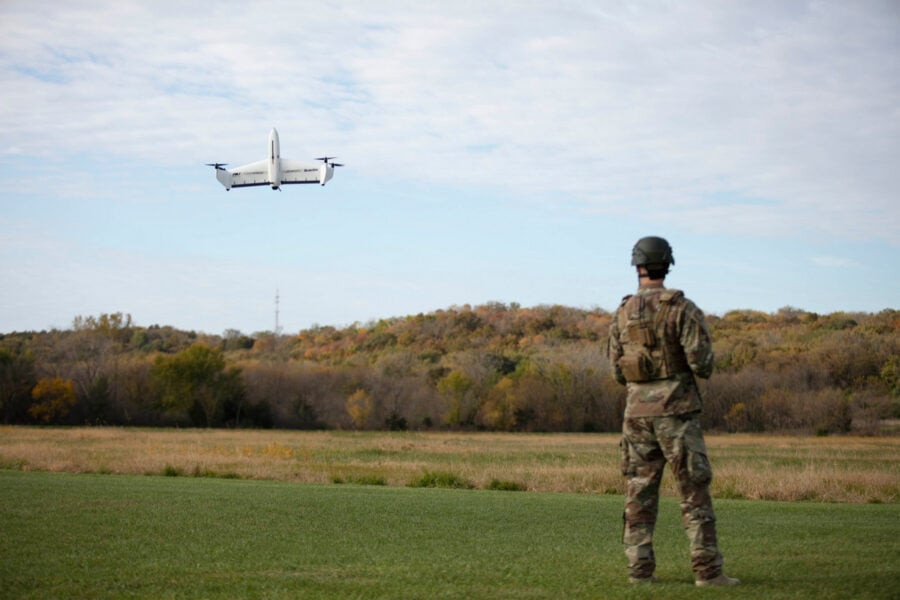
[620,413,723,580]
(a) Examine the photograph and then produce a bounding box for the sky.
[1,1,898,335]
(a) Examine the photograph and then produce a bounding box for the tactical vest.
[616,289,691,383]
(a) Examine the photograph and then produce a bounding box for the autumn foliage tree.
[345,388,373,429]
[28,377,76,424]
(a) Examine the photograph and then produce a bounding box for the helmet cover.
[631,236,674,267]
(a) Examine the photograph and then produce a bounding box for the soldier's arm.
[680,301,714,379]
[607,313,627,385]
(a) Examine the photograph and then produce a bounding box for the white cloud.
[810,255,865,269]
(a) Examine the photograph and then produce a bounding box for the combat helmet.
[631,236,674,269]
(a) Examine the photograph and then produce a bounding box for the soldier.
[607,236,739,587]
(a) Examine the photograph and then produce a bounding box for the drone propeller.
[315,157,344,167]
[206,162,228,170]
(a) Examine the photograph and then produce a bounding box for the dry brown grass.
[1,426,896,503]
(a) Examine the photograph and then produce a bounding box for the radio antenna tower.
[275,289,282,336]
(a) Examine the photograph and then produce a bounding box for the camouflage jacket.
[608,285,714,418]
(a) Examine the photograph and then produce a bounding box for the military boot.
[628,575,657,584]
[695,573,740,587]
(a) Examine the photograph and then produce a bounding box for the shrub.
[407,470,474,490]
[384,411,408,431]
[724,402,750,432]
[487,479,526,492]
[334,474,387,486]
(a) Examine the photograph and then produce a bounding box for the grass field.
[1,470,898,599]
[1,427,898,503]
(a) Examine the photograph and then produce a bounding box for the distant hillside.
[1,305,897,434]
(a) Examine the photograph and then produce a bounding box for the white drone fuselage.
[268,128,282,187]
[213,129,336,190]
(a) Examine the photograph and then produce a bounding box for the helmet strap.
[637,266,668,282]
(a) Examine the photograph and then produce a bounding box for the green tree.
[0,347,36,423]
[880,356,900,419]
[437,370,475,427]
[881,356,900,397]
[151,344,243,427]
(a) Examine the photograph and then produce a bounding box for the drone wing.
[227,159,270,188]
[280,160,322,185]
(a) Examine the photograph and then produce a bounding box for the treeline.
[1,305,897,434]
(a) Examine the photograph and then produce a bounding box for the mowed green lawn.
[1,471,897,599]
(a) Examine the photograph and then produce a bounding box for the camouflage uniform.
[608,284,724,581]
